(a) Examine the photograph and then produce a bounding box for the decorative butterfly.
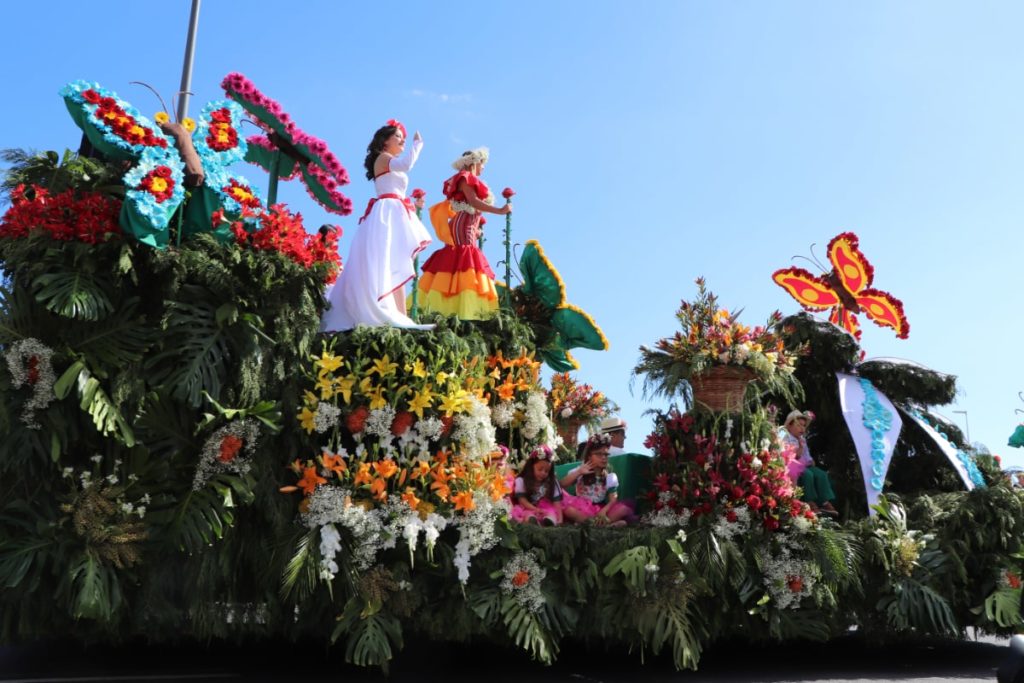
[60,75,351,249]
[772,232,909,340]
[512,240,608,371]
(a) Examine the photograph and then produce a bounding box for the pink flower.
[502,187,516,199]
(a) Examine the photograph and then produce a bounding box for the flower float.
[221,73,353,215]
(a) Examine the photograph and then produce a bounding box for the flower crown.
[528,444,555,461]
[385,118,407,139]
[586,433,613,448]
[452,147,489,170]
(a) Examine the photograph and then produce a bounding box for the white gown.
[321,138,433,331]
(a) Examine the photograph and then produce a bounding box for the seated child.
[560,433,631,527]
[509,444,565,526]
[780,410,838,518]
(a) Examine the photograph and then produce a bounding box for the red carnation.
[725,510,738,523]
[502,187,515,199]
[346,406,370,434]
[82,89,101,104]
[787,576,804,593]
[391,411,415,436]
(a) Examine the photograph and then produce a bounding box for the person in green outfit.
[780,410,839,518]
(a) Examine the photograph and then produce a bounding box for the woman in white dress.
[321,120,433,331]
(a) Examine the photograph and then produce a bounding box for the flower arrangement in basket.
[635,277,802,411]
[547,372,616,447]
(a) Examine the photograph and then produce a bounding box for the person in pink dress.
[321,120,432,331]
[560,433,631,527]
[509,445,565,526]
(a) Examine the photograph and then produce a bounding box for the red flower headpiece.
[386,119,407,139]
[528,444,554,461]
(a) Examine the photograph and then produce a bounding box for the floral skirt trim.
[417,288,498,320]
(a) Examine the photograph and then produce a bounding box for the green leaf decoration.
[32,270,114,321]
[151,473,253,554]
[63,298,156,367]
[984,587,1023,628]
[280,528,321,603]
[501,595,558,664]
[76,366,135,446]
[69,551,123,621]
[551,305,607,351]
[518,241,564,310]
[146,296,231,407]
[244,143,299,179]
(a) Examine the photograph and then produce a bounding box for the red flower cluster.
[82,89,167,149]
[224,204,342,284]
[218,435,243,463]
[26,356,40,385]
[502,187,516,199]
[139,166,176,202]
[206,108,240,152]
[0,185,122,244]
[645,409,814,531]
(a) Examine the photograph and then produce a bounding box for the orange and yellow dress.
[416,171,499,319]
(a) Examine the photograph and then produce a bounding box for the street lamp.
[952,410,970,444]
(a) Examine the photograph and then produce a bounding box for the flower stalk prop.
[501,187,515,301]
[410,188,426,321]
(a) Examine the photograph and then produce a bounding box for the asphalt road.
[0,633,1012,682]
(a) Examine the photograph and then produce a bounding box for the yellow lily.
[366,384,388,410]
[334,374,356,404]
[315,350,344,375]
[370,354,398,378]
[298,407,316,433]
[316,374,335,400]
[407,385,435,419]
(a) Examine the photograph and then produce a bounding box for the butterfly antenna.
[129,81,170,120]
[807,242,829,272]
[790,255,821,271]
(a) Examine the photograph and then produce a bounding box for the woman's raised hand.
[413,131,422,143]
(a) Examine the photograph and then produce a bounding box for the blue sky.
[2,1,1023,465]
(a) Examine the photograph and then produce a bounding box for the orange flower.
[370,477,387,501]
[297,466,326,495]
[353,463,372,486]
[401,488,421,510]
[452,490,475,512]
[489,472,511,500]
[496,379,517,401]
[374,460,398,479]
[512,570,530,588]
[435,449,451,465]
[322,453,347,476]
[431,481,451,502]
[410,460,431,480]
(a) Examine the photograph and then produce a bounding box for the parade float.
[0,75,1022,674]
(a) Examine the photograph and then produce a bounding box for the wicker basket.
[690,365,755,413]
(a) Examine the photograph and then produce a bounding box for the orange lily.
[322,453,347,476]
[452,490,476,512]
[297,466,326,495]
[374,460,398,479]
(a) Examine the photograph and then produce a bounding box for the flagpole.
[175,0,202,122]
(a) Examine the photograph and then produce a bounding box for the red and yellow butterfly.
[772,232,909,340]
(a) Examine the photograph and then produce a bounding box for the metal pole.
[503,206,511,306]
[175,0,202,123]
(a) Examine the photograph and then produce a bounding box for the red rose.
[746,495,763,510]
[726,510,738,523]
[82,89,101,104]
[502,187,515,199]
[763,517,780,531]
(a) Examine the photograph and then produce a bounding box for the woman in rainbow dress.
[417,147,511,319]
[321,120,432,331]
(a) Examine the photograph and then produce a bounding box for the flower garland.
[859,378,893,492]
[220,72,353,216]
[192,419,260,489]
[500,550,547,613]
[4,338,56,429]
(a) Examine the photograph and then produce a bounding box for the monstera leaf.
[515,240,607,371]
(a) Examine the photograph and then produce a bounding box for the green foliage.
[0,148,124,200]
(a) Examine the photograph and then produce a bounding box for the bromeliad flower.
[221,73,353,215]
[510,240,609,371]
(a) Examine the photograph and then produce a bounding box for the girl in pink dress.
[321,120,432,331]
[560,434,631,527]
[509,445,565,526]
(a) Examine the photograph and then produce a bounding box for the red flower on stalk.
[410,188,426,200]
[502,187,515,199]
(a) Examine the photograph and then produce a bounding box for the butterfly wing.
[518,240,566,309]
[826,232,874,296]
[828,306,862,339]
[551,304,609,352]
[772,267,841,311]
[855,288,910,339]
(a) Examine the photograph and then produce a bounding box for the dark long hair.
[364,125,399,180]
[517,456,558,502]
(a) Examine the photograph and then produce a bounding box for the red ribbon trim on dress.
[358,193,414,224]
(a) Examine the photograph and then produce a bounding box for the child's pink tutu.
[562,492,631,520]
[510,498,561,525]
